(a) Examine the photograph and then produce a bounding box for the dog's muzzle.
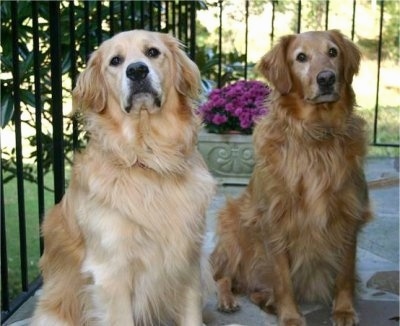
[124,62,161,113]
[309,70,339,104]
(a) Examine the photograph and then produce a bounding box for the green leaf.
[19,89,36,108]
[1,95,14,127]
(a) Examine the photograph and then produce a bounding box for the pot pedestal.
[197,130,254,185]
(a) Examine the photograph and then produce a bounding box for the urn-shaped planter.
[197,130,254,185]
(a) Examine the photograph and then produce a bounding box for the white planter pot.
[197,130,254,185]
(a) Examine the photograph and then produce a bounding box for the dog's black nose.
[126,62,149,81]
[317,70,336,88]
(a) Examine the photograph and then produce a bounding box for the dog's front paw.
[332,309,359,326]
[279,315,306,326]
[217,295,240,313]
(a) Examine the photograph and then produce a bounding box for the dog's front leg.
[90,275,134,326]
[332,239,358,326]
[271,252,305,326]
[178,270,203,326]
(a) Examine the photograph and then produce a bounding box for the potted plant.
[198,80,270,134]
[197,80,270,184]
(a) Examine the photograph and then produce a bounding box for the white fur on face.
[100,32,172,115]
[119,57,163,114]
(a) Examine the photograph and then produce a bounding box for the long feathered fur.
[211,30,372,326]
[32,30,215,326]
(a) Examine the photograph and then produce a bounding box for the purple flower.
[198,80,270,134]
[211,114,228,125]
[234,108,243,116]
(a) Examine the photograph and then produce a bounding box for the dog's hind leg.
[249,290,276,315]
[31,204,87,326]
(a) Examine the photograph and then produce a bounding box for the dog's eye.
[296,52,307,62]
[328,47,338,58]
[110,56,123,66]
[146,47,161,58]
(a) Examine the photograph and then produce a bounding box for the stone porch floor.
[3,158,399,326]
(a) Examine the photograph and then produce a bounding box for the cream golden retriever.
[211,30,372,326]
[31,30,215,326]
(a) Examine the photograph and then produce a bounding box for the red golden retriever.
[211,30,372,326]
[31,30,215,326]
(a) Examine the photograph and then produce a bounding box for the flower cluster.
[198,80,270,134]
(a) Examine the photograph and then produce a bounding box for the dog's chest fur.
[253,112,369,302]
[72,152,211,250]
[64,146,214,319]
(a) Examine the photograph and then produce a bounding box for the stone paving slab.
[306,300,399,326]
[204,299,400,326]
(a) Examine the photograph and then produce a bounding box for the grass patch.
[3,170,54,301]
[358,105,400,157]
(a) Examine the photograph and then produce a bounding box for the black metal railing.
[1,0,398,323]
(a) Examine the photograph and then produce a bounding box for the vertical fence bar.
[149,1,154,30]
[49,1,65,203]
[297,0,302,33]
[177,2,182,40]
[157,1,161,31]
[172,1,176,36]
[373,0,384,145]
[110,1,115,36]
[165,1,170,33]
[1,165,9,319]
[217,0,223,88]
[32,1,45,252]
[189,1,196,60]
[130,1,136,29]
[181,2,188,46]
[178,1,183,37]
[69,1,80,152]
[140,2,145,29]
[84,1,90,58]
[244,1,249,80]
[325,1,329,30]
[120,1,126,30]
[271,1,276,45]
[157,1,162,31]
[11,1,29,292]
[351,0,356,40]
[185,2,189,44]
[96,1,103,44]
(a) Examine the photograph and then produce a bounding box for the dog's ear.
[162,34,202,101]
[328,29,361,84]
[257,35,294,95]
[72,50,107,113]
[176,52,202,101]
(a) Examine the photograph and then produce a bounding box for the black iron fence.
[1,0,399,322]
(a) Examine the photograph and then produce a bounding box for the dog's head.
[71,30,203,170]
[258,30,361,105]
[73,30,201,115]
